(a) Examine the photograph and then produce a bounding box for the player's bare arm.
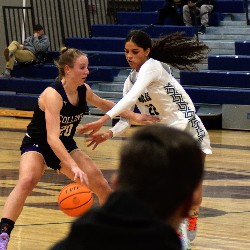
[41,88,88,184]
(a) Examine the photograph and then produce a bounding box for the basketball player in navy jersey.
[0,47,158,249]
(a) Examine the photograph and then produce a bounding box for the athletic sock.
[0,218,15,236]
[189,209,199,218]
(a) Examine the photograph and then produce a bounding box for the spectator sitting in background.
[0,24,50,78]
[50,125,205,250]
[183,0,214,34]
[156,0,185,25]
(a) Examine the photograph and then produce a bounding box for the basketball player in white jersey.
[78,30,212,250]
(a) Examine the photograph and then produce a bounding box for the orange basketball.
[58,183,93,217]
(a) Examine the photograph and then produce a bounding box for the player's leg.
[187,180,202,242]
[178,219,191,250]
[178,180,202,250]
[60,149,112,205]
[187,152,206,242]
[0,152,45,248]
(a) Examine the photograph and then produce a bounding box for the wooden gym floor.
[0,116,250,250]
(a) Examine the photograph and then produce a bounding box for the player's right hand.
[71,165,89,186]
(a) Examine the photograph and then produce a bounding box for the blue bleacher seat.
[139,0,245,26]
[91,24,195,38]
[12,64,58,79]
[11,64,117,82]
[65,37,124,52]
[88,51,128,67]
[235,41,250,55]
[141,0,164,12]
[0,94,38,110]
[208,55,250,71]
[45,51,60,63]
[116,11,222,26]
[141,0,245,13]
[180,70,250,89]
[185,86,250,105]
[214,0,245,13]
[117,11,160,25]
[209,12,224,26]
[180,70,250,105]
[0,78,51,94]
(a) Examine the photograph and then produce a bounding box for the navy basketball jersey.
[27,81,87,141]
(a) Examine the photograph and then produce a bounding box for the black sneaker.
[198,25,206,34]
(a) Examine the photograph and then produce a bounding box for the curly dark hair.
[125,30,210,70]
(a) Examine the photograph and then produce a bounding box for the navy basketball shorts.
[20,134,79,170]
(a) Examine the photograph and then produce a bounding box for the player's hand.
[77,120,104,135]
[77,115,110,135]
[132,113,160,125]
[71,165,89,186]
[86,130,113,150]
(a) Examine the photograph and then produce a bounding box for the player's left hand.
[77,120,103,135]
[86,130,113,150]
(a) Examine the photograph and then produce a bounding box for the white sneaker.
[0,233,9,250]
[178,220,191,250]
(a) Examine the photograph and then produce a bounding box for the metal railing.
[2,6,35,48]
[245,0,250,25]
[30,0,64,51]
[2,0,142,51]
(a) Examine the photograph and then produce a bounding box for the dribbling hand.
[71,165,89,186]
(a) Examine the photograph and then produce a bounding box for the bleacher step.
[200,34,250,40]
[207,27,250,35]
[220,20,247,26]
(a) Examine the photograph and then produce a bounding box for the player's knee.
[18,175,39,192]
[89,172,111,194]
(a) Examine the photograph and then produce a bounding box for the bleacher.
[141,0,245,13]
[117,0,245,26]
[208,54,250,71]
[0,0,249,130]
[91,24,196,37]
